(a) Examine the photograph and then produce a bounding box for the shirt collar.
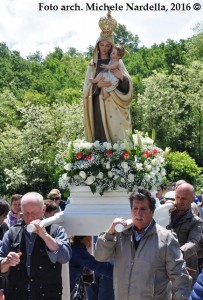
[133,221,153,242]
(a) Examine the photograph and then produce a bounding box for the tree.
[0,90,21,129]
[186,22,203,61]
[114,23,140,52]
[0,101,84,197]
[164,39,187,72]
[164,151,202,186]
[137,61,203,166]
[0,42,10,58]
[27,51,43,63]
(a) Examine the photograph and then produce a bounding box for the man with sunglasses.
[47,189,67,212]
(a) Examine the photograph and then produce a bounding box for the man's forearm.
[42,233,59,252]
[0,257,10,273]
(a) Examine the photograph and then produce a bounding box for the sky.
[0,0,202,58]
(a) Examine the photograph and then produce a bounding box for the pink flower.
[151,149,159,156]
[122,151,130,160]
[143,151,151,158]
[106,150,113,157]
[76,152,83,159]
[85,154,92,161]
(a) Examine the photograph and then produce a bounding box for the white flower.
[132,134,138,146]
[103,142,112,150]
[150,172,156,178]
[145,165,152,172]
[79,171,87,179]
[136,163,143,171]
[160,168,166,176]
[93,141,100,148]
[62,173,67,179]
[151,158,158,166]
[85,176,95,185]
[142,137,154,145]
[144,174,151,182]
[108,171,113,178]
[134,155,138,163]
[84,142,93,150]
[159,157,165,163]
[106,162,111,169]
[121,161,129,172]
[113,143,119,150]
[96,172,104,179]
[64,163,71,171]
[58,176,69,189]
[120,143,126,150]
[121,178,125,183]
[128,174,134,182]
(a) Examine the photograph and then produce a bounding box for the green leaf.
[90,185,96,194]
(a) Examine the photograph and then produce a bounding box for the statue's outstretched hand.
[111,69,123,80]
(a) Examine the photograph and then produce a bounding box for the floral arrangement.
[56,131,168,195]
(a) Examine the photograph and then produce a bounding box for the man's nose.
[136,208,143,214]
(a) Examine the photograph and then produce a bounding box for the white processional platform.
[62,186,131,235]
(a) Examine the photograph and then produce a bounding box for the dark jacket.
[6,224,62,300]
[190,269,203,299]
[0,222,9,290]
[167,209,203,283]
[0,223,9,241]
[69,242,113,292]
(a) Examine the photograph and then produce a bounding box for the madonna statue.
[83,11,133,144]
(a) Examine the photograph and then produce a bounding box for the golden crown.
[99,11,117,38]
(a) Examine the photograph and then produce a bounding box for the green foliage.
[164,39,187,72]
[0,90,21,129]
[137,61,203,166]
[114,23,140,52]
[186,22,203,61]
[195,174,203,193]
[164,151,202,186]
[0,101,84,197]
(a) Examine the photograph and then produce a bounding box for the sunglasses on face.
[50,196,60,200]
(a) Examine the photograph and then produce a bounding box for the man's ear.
[42,204,46,214]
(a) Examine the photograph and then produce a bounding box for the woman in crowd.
[5,194,22,227]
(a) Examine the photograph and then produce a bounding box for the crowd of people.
[0,182,202,300]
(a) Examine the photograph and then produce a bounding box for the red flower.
[76,152,83,159]
[106,150,113,157]
[151,149,159,156]
[85,154,92,161]
[122,151,130,160]
[143,151,151,158]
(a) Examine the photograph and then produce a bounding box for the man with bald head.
[0,192,71,300]
[167,183,203,285]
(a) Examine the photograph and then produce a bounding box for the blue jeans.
[86,273,114,300]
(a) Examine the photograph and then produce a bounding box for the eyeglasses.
[50,196,60,201]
